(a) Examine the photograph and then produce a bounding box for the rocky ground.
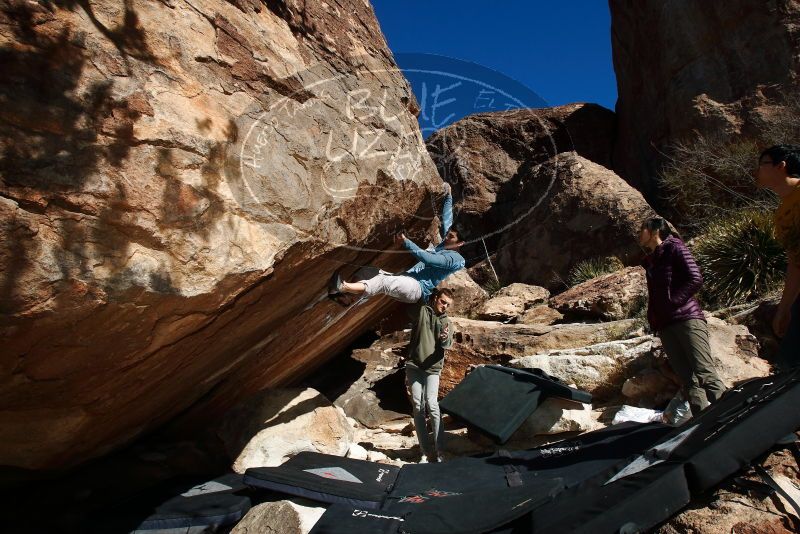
[214,269,796,533]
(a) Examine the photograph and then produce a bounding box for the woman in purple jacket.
[639,217,726,416]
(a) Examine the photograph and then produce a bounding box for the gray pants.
[361,272,422,303]
[406,365,444,457]
[660,319,726,416]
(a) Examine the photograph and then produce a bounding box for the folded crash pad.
[244,451,400,509]
[440,365,591,443]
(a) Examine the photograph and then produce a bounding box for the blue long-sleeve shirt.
[403,193,465,301]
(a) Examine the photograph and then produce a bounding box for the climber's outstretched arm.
[440,183,453,240]
[402,236,461,270]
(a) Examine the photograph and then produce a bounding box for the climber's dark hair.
[433,287,455,301]
[759,144,800,176]
[640,217,673,240]
[448,224,464,241]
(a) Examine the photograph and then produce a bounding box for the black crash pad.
[440,365,591,443]
[96,473,251,533]
[244,451,400,509]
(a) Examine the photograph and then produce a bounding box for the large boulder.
[476,283,550,321]
[425,104,615,261]
[437,269,489,317]
[621,315,770,407]
[610,0,800,197]
[550,266,647,321]
[218,388,354,473]
[494,153,657,290]
[513,316,770,403]
[0,0,440,470]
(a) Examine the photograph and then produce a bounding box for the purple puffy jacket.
[641,235,706,332]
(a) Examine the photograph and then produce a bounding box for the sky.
[373,1,617,133]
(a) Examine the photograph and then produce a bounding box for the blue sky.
[373,1,617,131]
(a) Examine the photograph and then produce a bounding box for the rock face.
[0,0,440,470]
[512,335,658,401]
[476,283,550,321]
[332,330,410,429]
[219,388,353,473]
[512,315,770,403]
[494,153,657,290]
[610,0,800,197]
[550,266,647,321]
[425,104,615,261]
[437,269,489,317]
[442,317,642,396]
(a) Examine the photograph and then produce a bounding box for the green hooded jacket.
[405,303,453,375]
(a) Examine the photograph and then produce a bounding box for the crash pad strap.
[498,450,523,487]
[755,464,800,519]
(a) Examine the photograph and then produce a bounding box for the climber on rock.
[328,182,466,305]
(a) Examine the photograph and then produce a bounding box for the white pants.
[360,272,422,303]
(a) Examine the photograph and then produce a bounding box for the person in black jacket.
[639,217,726,416]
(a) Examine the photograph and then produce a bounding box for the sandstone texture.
[232,498,325,534]
[493,153,656,290]
[475,282,550,321]
[517,304,564,326]
[425,104,616,263]
[610,0,800,197]
[437,269,489,317]
[0,0,441,470]
[218,388,353,473]
[550,266,647,321]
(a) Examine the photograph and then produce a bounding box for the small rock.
[550,266,647,321]
[346,443,369,460]
[517,305,564,326]
[511,398,604,441]
[232,498,325,534]
[476,283,550,321]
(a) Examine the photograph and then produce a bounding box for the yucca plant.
[693,210,787,307]
[568,256,624,287]
[481,276,504,296]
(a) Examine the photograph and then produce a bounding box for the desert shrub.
[659,92,800,228]
[626,294,649,323]
[481,276,504,296]
[693,210,787,306]
[660,137,776,226]
[568,256,624,287]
